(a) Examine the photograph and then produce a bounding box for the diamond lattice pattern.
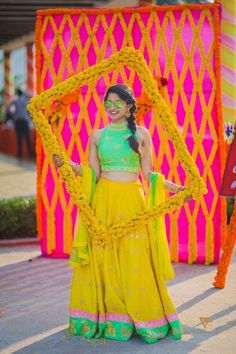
[36,5,224,264]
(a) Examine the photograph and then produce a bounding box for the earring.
[125,110,131,118]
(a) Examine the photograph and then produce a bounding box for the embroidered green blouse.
[97,121,140,173]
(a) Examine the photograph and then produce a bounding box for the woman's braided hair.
[104,84,139,153]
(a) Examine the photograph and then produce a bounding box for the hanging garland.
[213,201,236,288]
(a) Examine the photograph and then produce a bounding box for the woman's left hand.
[164,180,193,202]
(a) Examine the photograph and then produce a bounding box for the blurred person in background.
[8,88,32,159]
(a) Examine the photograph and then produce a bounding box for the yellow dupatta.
[149,172,175,281]
[68,166,95,267]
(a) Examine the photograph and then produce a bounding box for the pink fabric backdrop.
[36,4,222,263]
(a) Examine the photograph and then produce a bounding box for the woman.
[53,84,186,344]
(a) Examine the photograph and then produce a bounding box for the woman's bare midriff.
[101,171,138,182]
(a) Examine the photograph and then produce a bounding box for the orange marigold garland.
[213,201,236,288]
[28,47,207,246]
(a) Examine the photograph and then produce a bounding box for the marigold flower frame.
[28,47,207,246]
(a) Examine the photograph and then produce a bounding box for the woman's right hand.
[52,154,64,168]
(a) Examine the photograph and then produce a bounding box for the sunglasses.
[104,100,125,109]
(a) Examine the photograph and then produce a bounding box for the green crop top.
[97,122,140,173]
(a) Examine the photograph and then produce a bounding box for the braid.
[126,104,139,154]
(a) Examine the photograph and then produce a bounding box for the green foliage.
[0,107,4,121]
[227,198,235,224]
[0,197,36,239]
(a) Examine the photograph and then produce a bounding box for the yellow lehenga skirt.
[68,177,182,344]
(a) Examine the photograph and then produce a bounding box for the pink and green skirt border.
[68,310,182,344]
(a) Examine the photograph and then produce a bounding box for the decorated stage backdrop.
[35,3,225,264]
[220,0,236,127]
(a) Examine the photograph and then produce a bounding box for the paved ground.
[0,153,236,353]
[0,244,236,354]
[0,153,36,199]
